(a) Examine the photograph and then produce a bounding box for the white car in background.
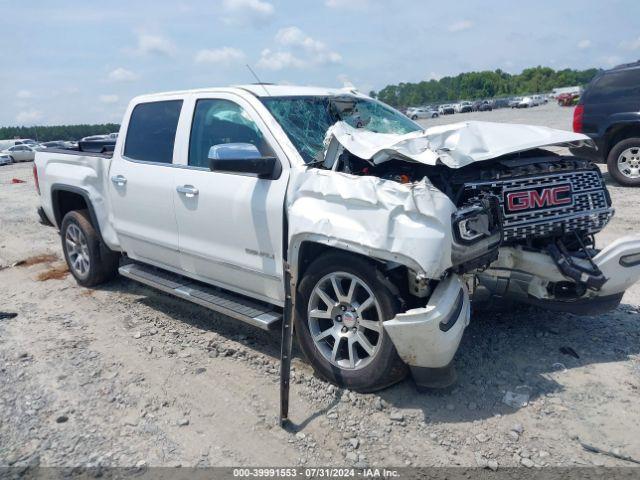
[406,107,439,119]
[454,101,473,113]
[532,94,546,106]
[517,97,534,108]
[2,144,36,162]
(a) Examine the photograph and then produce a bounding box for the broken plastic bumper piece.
[592,235,640,296]
[383,274,470,389]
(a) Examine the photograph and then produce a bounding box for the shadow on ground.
[97,276,640,425]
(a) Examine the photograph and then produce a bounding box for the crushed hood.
[324,120,593,168]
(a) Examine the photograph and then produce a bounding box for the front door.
[109,99,183,269]
[172,94,289,305]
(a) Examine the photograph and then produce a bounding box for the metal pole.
[279,262,294,428]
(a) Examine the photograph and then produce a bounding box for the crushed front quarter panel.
[287,168,456,278]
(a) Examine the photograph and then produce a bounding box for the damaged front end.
[286,115,640,389]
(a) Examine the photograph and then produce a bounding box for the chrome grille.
[464,170,614,242]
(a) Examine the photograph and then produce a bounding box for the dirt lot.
[1,104,640,470]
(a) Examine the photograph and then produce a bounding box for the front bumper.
[474,234,640,314]
[384,274,470,388]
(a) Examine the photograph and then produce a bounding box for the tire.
[295,252,408,392]
[411,115,418,120]
[60,210,119,287]
[9,156,15,164]
[607,138,640,187]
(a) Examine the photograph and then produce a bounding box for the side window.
[188,99,272,168]
[124,100,182,164]
[586,69,640,103]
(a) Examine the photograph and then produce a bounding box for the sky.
[2,0,640,127]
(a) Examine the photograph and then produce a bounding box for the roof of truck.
[132,84,363,102]
[236,84,361,97]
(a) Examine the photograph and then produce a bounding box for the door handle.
[111,175,127,186]
[176,185,199,197]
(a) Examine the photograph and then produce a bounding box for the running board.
[118,263,282,331]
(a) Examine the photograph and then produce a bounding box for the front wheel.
[295,252,408,392]
[411,115,418,120]
[607,138,640,187]
[61,210,120,287]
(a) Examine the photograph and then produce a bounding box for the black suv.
[572,61,640,186]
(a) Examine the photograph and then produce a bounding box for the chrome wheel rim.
[307,272,383,370]
[617,147,640,179]
[65,224,90,277]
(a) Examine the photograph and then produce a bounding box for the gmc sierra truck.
[35,85,640,391]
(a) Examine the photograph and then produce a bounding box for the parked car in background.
[2,144,36,162]
[492,98,510,109]
[438,104,455,115]
[473,100,493,111]
[406,106,439,119]
[0,139,37,150]
[0,153,12,166]
[558,92,580,106]
[571,60,640,186]
[509,97,522,108]
[532,94,547,105]
[81,135,109,142]
[40,141,69,149]
[517,97,534,108]
[455,101,473,113]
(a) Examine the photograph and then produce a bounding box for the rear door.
[171,93,289,305]
[109,98,184,269]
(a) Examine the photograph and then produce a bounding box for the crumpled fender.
[287,168,456,278]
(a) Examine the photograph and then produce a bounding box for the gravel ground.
[1,104,639,470]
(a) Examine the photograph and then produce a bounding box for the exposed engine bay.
[316,120,618,310]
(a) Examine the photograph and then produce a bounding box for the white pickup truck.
[35,85,640,392]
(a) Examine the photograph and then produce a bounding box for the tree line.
[371,66,601,107]
[0,123,120,142]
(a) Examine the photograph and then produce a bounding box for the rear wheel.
[61,210,119,287]
[607,138,640,187]
[295,252,408,392]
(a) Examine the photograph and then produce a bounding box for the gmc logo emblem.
[505,184,573,213]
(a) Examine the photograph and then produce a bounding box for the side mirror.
[208,143,277,179]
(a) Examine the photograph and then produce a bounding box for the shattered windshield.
[261,95,421,163]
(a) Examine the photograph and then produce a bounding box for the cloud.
[448,20,473,32]
[257,26,341,70]
[620,36,640,51]
[577,39,591,50]
[17,90,33,99]
[601,55,622,67]
[133,33,176,57]
[16,109,43,124]
[257,49,306,70]
[108,67,139,82]
[195,47,245,65]
[222,0,274,25]
[325,0,369,9]
[99,94,119,104]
